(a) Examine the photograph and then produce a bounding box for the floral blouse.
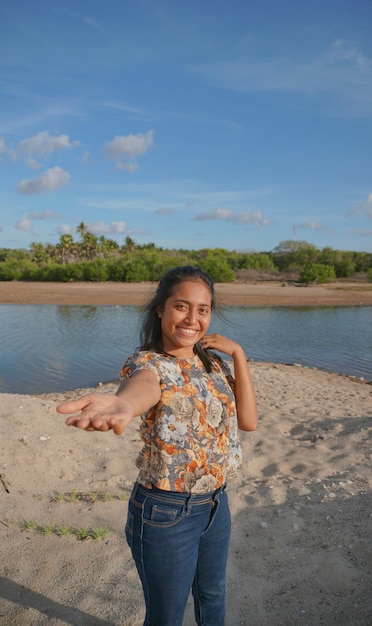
[120,351,242,493]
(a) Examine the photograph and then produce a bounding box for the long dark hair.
[140,266,216,372]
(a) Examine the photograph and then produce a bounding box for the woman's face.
[158,279,212,358]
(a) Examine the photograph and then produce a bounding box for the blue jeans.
[125,482,231,626]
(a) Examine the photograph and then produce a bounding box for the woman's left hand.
[201,333,257,432]
[201,334,242,357]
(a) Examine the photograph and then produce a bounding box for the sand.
[0,281,371,625]
[1,279,372,307]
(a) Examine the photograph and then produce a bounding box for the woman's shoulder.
[120,350,167,379]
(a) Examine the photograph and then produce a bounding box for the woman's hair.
[140,265,216,372]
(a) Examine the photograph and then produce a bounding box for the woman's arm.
[56,369,161,435]
[201,334,258,431]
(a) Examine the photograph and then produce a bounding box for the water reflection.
[1,304,371,394]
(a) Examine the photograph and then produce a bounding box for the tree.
[57,234,75,265]
[81,232,99,261]
[272,240,319,271]
[76,221,89,240]
[122,236,137,252]
[30,242,48,266]
[199,250,235,282]
[299,263,336,283]
[99,236,119,255]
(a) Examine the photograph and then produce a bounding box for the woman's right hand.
[57,369,161,436]
[56,393,134,435]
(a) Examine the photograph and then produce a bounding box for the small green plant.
[53,492,64,502]
[41,524,54,535]
[103,493,112,502]
[90,526,109,540]
[56,524,71,537]
[89,492,98,503]
[119,493,129,501]
[21,519,37,531]
[69,489,80,503]
[76,527,90,541]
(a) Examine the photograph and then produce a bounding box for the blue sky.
[1,0,371,253]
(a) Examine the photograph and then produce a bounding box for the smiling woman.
[157,280,212,357]
[56,265,257,626]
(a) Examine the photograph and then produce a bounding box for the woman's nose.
[185,308,196,323]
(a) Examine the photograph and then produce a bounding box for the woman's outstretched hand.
[56,393,133,435]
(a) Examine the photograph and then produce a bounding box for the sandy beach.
[1,279,372,307]
[1,280,371,625]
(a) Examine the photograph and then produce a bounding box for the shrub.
[367,268,372,282]
[0,260,25,281]
[81,259,109,282]
[299,263,336,284]
[199,254,235,282]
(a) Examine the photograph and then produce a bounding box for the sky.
[1,0,372,254]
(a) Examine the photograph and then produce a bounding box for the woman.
[57,265,257,626]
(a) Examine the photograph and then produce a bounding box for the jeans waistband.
[133,482,226,505]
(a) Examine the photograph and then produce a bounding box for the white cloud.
[79,197,155,212]
[79,151,90,164]
[103,131,154,160]
[17,131,80,156]
[57,224,74,236]
[194,208,272,227]
[15,213,32,231]
[101,101,150,117]
[297,221,323,231]
[348,194,372,219]
[88,220,129,235]
[16,167,71,195]
[115,162,139,172]
[0,136,13,159]
[25,157,42,170]
[195,40,372,117]
[74,220,130,236]
[346,228,372,237]
[155,207,175,215]
[30,209,60,220]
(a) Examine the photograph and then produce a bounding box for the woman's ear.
[157,306,163,318]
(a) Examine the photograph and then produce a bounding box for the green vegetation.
[20,518,37,531]
[1,227,371,283]
[18,489,128,541]
[52,490,129,503]
[20,520,109,541]
[299,263,337,284]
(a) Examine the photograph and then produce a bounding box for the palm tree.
[30,242,48,266]
[57,234,75,265]
[123,236,136,252]
[76,222,89,240]
[82,232,99,261]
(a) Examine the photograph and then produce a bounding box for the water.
[0,305,371,394]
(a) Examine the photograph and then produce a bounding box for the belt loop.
[131,482,140,499]
[185,493,192,514]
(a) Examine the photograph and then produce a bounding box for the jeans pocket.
[143,499,187,528]
[125,511,134,549]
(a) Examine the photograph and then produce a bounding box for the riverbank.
[1,362,371,625]
[1,280,372,306]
